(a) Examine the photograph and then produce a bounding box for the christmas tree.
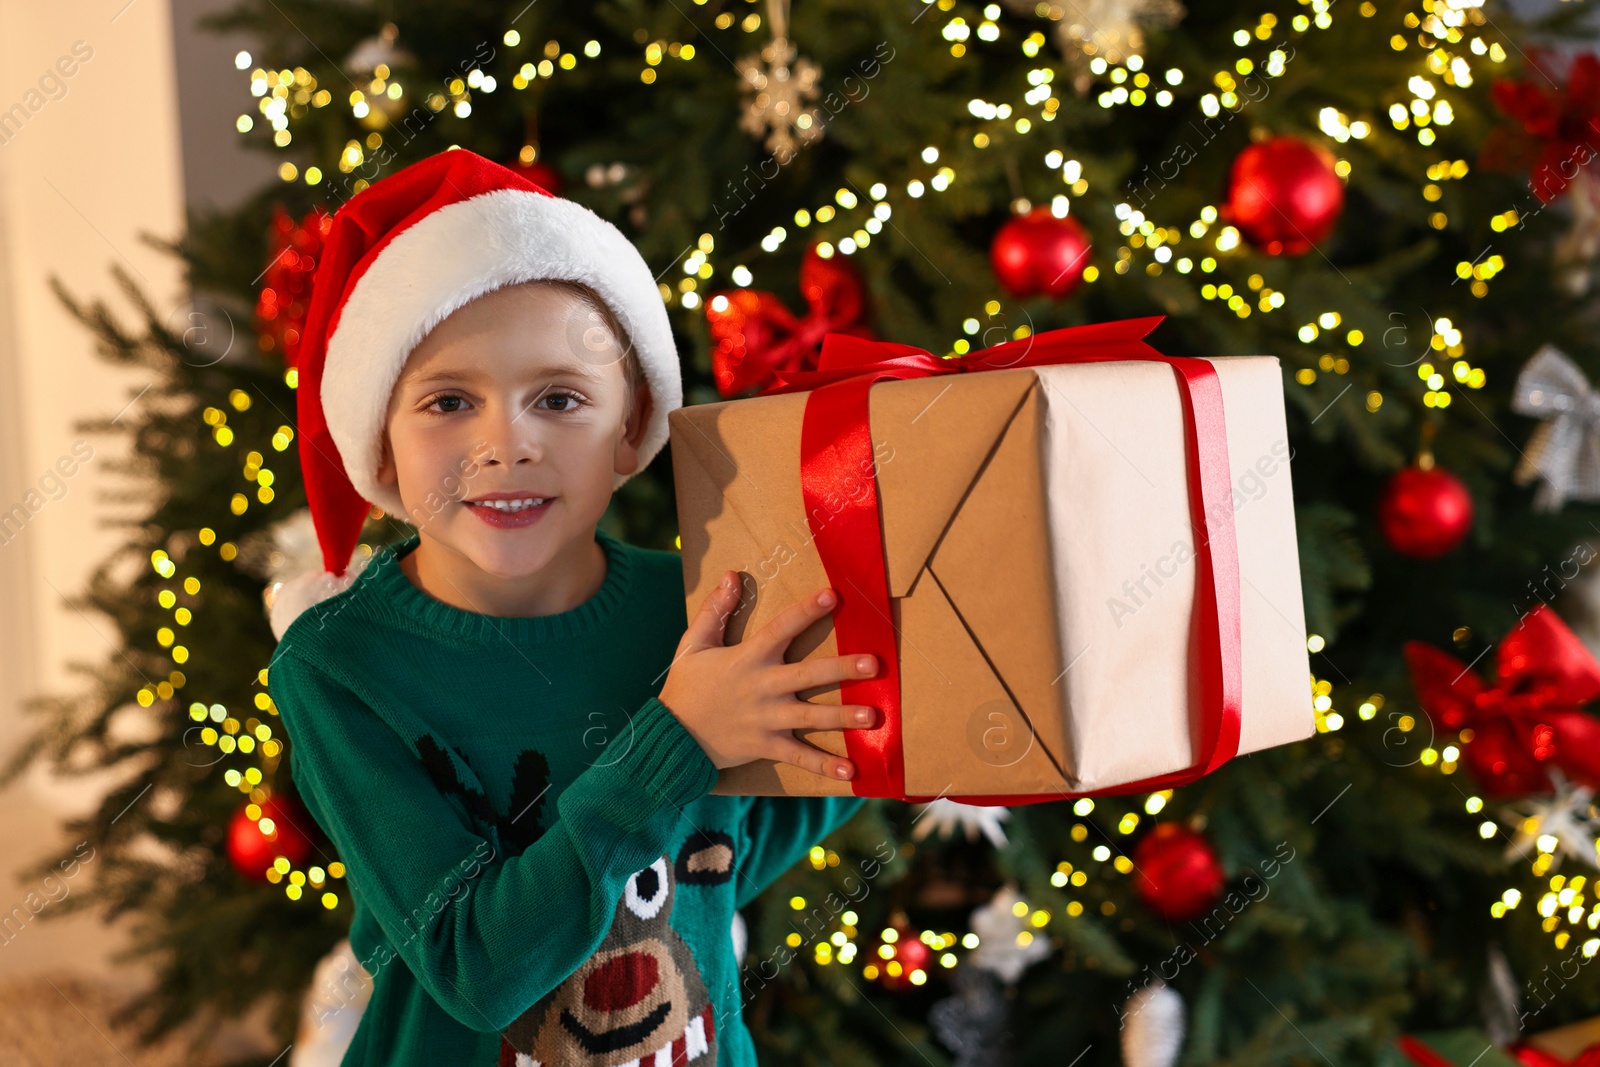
[9,0,1600,1064]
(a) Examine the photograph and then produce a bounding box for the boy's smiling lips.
[461,490,556,527]
[465,489,556,503]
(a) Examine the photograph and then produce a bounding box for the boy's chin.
[449,535,555,581]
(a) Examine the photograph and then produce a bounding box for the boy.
[266,148,878,1066]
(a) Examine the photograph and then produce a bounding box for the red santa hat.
[267,147,682,639]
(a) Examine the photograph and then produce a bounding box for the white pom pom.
[239,508,324,583]
[254,508,373,640]
[267,566,365,640]
[1121,980,1185,1067]
[290,938,372,1067]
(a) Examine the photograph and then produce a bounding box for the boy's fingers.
[782,702,876,732]
[681,570,739,653]
[772,653,879,695]
[750,586,836,661]
[771,735,855,781]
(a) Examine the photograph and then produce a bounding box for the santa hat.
[267,147,682,639]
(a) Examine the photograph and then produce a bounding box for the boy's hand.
[658,570,880,780]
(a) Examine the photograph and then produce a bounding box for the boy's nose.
[583,951,660,1012]
[478,408,544,466]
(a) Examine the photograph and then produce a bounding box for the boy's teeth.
[471,497,548,511]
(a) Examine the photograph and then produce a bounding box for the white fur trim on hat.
[322,189,682,518]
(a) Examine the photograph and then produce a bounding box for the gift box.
[1383,1029,1526,1067]
[668,316,1315,801]
[1509,1015,1600,1066]
[1385,1018,1600,1067]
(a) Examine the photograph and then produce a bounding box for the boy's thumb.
[684,570,738,651]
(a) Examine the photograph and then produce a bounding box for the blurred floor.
[0,774,282,1063]
[0,971,276,1066]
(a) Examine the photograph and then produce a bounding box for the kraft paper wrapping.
[1520,1016,1600,1062]
[668,357,1314,798]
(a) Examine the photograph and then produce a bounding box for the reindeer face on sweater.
[498,829,735,1067]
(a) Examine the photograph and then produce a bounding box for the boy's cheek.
[389,433,463,499]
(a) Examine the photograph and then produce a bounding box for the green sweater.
[268,527,866,1067]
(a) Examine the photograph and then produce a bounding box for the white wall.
[0,0,185,976]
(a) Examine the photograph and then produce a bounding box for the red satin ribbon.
[1509,1040,1600,1067]
[758,315,1245,805]
[1396,1035,1468,1067]
[1398,1033,1600,1067]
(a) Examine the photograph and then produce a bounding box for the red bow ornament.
[1404,604,1600,797]
[704,240,874,398]
[1483,50,1600,205]
[754,315,1247,804]
[257,204,334,368]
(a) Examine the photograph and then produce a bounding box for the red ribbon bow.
[704,240,875,398]
[756,315,1247,804]
[1404,603,1600,797]
[1483,50,1600,205]
[257,204,334,369]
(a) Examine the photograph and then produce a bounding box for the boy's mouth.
[464,496,552,512]
[462,492,556,528]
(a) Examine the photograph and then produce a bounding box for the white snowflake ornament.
[1498,770,1600,871]
[1001,0,1186,92]
[966,884,1050,984]
[736,0,824,157]
[911,798,1011,848]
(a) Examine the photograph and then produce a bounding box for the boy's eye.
[540,391,585,412]
[420,391,585,415]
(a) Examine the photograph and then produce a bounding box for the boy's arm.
[269,649,716,1034]
[734,795,868,909]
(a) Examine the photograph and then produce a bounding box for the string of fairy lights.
[134,0,1584,983]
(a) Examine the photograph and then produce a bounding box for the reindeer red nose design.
[498,830,735,1067]
[584,953,659,1013]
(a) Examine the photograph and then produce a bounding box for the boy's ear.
[614,382,654,477]
[375,428,396,487]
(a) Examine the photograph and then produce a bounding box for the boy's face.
[375,282,651,581]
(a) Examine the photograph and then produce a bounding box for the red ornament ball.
[1131,823,1224,922]
[1221,135,1344,256]
[1378,464,1473,558]
[877,920,933,991]
[506,159,563,196]
[990,207,1092,299]
[227,795,316,881]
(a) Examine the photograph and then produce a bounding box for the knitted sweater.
[267,527,866,1066]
